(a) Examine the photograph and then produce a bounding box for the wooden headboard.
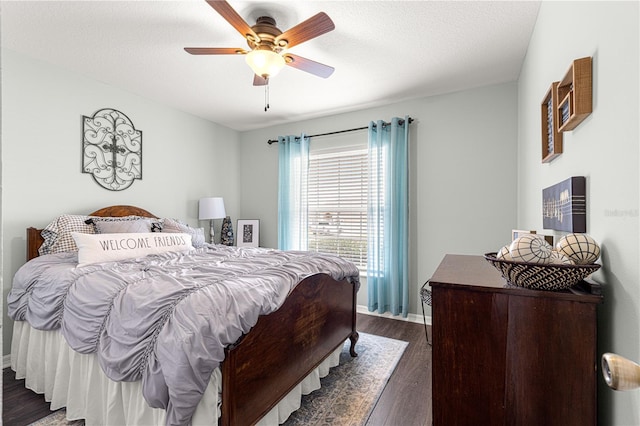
[27,205,157,261]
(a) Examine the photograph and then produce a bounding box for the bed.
[9,205,360,426]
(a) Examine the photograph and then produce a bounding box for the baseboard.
[357,304,432,326]
[3,354,11,369]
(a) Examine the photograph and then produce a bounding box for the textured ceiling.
[1,1,541,131]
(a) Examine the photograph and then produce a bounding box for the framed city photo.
[237,219,260,247]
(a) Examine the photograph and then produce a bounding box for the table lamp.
[199,197,226,243]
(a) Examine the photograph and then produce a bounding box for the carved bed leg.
[349,331,359,357]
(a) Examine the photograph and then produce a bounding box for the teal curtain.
[367,117,409,317]
[277,134,309,251]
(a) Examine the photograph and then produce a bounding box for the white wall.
[517,2,639,424]
[2,3,636,422]
[1,50,242,355]
[239,83,519,314]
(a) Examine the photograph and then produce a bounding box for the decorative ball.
[496,245,513,261]
[549,250,575,265]
[509,234,553,264]
[556,233,600,265]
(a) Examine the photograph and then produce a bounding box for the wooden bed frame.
[25,205,359,426]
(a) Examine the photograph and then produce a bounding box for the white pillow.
[72,232,193,267]
[162,218,206,248]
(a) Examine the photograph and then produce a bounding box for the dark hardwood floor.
[358,314,432,426]
[3,367,63,426]
[2,313,432,426]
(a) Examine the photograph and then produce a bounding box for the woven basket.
[484,252,601,291]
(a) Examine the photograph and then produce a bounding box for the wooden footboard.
[221,273,358,426]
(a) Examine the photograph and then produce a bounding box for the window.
[307,146,368,269]
[278,118,409,316]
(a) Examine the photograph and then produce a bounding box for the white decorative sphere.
[496,245,513,261]
[556,233,600,265]
[509,234,553,264]
[549,250,575,265]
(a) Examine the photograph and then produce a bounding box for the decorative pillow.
[162,218,206,248]
[86,216,163,234]
[72,232,193,267]
[39,214,97,255]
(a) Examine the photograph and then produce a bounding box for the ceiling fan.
[185,0,335,87]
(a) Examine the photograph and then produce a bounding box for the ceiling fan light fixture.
[245,49,285,79]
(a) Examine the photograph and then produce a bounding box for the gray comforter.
[8,245,360,425]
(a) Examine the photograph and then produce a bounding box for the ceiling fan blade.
[275,12,335,49]
[284,54,335,78]
[184,47,247,55]
[205,0,259,42]
[253,74,268,86]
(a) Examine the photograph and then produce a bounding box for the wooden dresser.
[430,254,602,426]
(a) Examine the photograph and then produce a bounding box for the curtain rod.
[266,117,413,145]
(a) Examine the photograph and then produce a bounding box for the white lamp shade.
[199,197,226,220]
[245,49,285,78]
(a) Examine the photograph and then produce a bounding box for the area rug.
[28,333,408,426]
[283,332,408,426]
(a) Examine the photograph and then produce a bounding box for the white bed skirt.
[11,321,341,425]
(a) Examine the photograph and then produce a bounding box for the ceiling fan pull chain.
[265,83,270,112]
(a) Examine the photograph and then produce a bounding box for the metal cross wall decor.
[82,108,142,191]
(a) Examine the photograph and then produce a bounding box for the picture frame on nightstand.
[237,219,260,247]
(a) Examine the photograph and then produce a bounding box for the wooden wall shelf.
[556,57,592,132]
[541,82,563,163]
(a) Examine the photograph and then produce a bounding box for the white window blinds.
[307,147,368,269]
